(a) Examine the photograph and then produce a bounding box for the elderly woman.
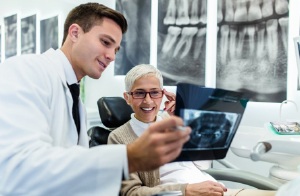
[108,64,276,196]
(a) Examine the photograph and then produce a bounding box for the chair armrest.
[204,168,282,190]
[88,126,111,147]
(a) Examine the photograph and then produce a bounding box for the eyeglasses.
[127,90,164,99]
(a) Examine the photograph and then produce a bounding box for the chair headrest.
[97,97,133,129]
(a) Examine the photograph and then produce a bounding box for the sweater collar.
[130,113,162,137]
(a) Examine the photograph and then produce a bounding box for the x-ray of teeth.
[158,0,207,86]
[40,16,58,53]
[216,0,289,102]
[182,110,238,149]
[5,14,17,59]
[114,0,151,76]
[21,15,36,54]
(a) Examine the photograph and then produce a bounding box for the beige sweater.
[108,121,187,196]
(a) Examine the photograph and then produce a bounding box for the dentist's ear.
[72,30,78,38]
[69,24,79,40]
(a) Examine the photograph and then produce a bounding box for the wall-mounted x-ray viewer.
[174,83,249,161]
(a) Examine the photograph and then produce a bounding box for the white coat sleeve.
[0,54,127,195]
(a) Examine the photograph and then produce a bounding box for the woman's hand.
[163,89,176,115]
[185,181,227,196]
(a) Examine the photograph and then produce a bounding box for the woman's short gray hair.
[125,64,163,92]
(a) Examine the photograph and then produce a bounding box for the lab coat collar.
[43,48,87,145]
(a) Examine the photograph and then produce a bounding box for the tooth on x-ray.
[225,0,234,22]
[173,27,198,59]
[220,25,229,65]
[229,26,237,59]
[275,0,289,15]
[262,0,273,18]
[193,28,206,60]
[248,0,262,21]
[247,25,256,57]
[236,27,247,58]
[278,17,288,52]
[234,1,248,22]
[176,0,190,25]
[217,0,223,23]
[266,19,278,65]
[199,0,207,24]
[190,0,200,25]
[163,0,176,25]
[256,22,266,59]
[162,26,182,54]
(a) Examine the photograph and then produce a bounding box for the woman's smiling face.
[124,74,163,123]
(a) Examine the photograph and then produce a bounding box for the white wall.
[1,0,300,185]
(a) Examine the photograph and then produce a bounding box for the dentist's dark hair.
[61,2,127,45]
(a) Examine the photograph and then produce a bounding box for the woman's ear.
[123,92,130,105]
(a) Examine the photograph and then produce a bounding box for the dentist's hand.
[127,116,191,173]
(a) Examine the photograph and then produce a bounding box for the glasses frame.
[127,90,164,99]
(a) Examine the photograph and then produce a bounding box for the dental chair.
[88,96,133,147]
[88,96,282,190]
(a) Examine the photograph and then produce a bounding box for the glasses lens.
[150,91,162,98]
[131,91,163,99]
[132,91,146,98]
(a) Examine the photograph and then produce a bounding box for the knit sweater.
[108,121,187,196]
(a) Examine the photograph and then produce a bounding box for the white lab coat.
[0,49,127,195]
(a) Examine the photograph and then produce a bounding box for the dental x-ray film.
[174,83,249,161]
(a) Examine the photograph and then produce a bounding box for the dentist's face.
[71,17,122,80]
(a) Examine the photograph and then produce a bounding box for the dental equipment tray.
[269,121,300,135]
[174,83,249,161]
